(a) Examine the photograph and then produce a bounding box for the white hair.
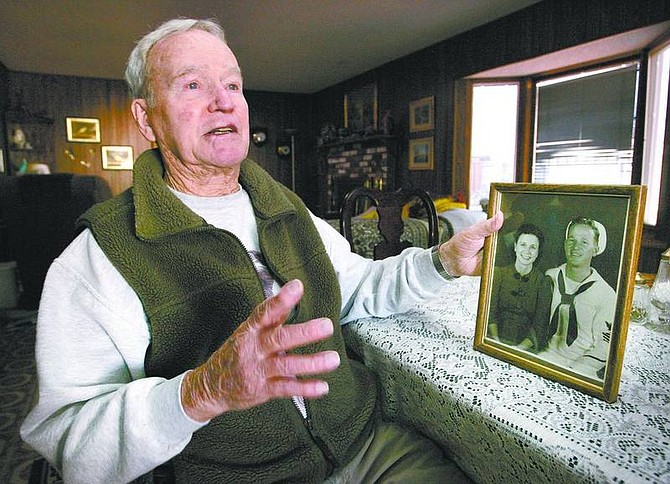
[125,18,226,104]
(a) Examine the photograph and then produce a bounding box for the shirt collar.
[133,149,296,240]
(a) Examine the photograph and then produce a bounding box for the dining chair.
[340,186,439,259]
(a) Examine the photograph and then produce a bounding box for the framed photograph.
[409,96,434,132]
[344,84,378,134]
[474,183,646,402]
[408,137,434,170]
[66,117,101,143]
[101,145,134,170]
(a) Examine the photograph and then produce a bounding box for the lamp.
[649,247,670,324]
[281,129,298,192]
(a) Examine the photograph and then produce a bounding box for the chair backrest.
[340,186,439,259]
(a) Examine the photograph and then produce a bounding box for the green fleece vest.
[78,149,378,483]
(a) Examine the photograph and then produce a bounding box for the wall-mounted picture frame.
[409,96,434,132]
[344,83,378,134]
[408,137,434,170]
[101,145,134,170]
[66,117,101,143]
[474,183,646,403]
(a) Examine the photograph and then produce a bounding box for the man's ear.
[131,99,157,143]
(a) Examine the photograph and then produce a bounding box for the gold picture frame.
[66,117,101,143]
[101,145,134,170]
[408,137,434,171]
[409,96,434,132]
[344,84,378,134]
[474,183,646,403]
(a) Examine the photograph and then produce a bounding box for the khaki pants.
[324,421,471,484]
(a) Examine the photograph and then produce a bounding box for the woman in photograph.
[488,223,552,351]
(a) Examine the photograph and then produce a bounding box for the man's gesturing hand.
[181,279,340,422]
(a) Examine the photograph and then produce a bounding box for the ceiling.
[0,0,539,94]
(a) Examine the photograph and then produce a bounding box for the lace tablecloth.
[342,276,670,483]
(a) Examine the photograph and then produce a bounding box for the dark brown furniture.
[0,174,112,308]
[340,187,439,260]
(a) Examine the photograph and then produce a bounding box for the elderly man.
[541,217,616,380]
[21,18,502,483]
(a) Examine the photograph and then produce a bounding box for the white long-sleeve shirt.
[20,187,450,483]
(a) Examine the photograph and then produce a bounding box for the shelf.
[3,112,55,175]
[5,110,54,125]
[318,134,396,150]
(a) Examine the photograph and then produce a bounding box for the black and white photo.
[475,183,646,402]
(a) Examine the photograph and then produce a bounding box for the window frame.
[455,51,668,245]
[530,57,641,187]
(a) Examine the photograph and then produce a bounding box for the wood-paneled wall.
[311,0,670,205]
[3,72,313,198]
[5,72,148,195]
[245,90,315,199]
[2,0,669,213]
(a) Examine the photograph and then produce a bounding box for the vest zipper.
[202,225,271,300]
[256,225,337,470]
[302,400,338,470]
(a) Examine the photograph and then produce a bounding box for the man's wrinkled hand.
[181,279,340,422]
[438,211,503,277]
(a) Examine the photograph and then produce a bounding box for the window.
[532,63,638,186]
[641,41,670,226]
[462,53,667,228]
[468,83,519,209]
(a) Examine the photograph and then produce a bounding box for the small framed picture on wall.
[409,96,434,132]
[66,117,101,143]
[409,137,434,170]
[102,145,134,170]
[344,83,378,134]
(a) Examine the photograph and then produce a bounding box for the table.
[342,276,670,483]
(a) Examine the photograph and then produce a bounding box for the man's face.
[136,29,250,172]
[564,223,598,268]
